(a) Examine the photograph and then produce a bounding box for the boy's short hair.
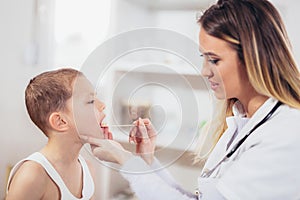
[25,68,83,135]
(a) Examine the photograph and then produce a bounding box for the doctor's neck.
[238,95,269,118]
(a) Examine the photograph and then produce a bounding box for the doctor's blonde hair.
[194,0,300,162]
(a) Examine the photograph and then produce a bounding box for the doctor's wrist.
[118,150,133,165]
[140,153,154,165]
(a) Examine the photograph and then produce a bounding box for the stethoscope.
[200,100,283,178]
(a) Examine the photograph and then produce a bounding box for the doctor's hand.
[129,118,157,165]
[80,135,133,165]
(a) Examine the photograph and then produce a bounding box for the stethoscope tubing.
[200,100,282,178]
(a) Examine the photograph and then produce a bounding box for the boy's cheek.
[76,122,104,139]
[90,125,105,139]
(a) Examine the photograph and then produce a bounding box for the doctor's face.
[199,29,249,100]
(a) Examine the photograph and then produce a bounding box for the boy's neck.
[41,133,83,165]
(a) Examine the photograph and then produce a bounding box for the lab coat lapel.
[224,98,279,156]
[202,117,239,170]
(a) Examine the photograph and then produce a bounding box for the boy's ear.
[48,112,69,132]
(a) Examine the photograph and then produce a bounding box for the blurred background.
[0,0,299,199]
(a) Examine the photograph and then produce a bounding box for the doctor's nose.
[201,62,213,78]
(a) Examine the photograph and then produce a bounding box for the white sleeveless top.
[7,152,94,200]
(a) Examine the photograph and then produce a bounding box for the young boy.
[6,68,110,200]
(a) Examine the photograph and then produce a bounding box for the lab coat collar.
[204,103,249,170]
[232,100,247,118]
[202,98,279,176]
[225,100,248,135]
[225,97,279,155]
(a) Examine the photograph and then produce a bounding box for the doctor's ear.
[48,112,69,132]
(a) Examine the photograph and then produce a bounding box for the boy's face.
[67,76,106,139]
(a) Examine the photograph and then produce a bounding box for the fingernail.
[130,140,135,145]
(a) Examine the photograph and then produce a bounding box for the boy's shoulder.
[7,160,49,198]
[15,159,49,179]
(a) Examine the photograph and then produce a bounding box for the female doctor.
[81,0,300,199]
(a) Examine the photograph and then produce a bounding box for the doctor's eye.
[200,54,220,65]
[208,58,219,65]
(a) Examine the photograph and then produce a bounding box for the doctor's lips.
[209,80,219,90]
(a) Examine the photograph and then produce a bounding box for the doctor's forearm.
[121,171,198,200]
[120,156,197,199]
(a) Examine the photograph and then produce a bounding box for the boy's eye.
[88,100,95,104]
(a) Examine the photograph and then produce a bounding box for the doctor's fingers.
[129,120,147,144]
[91,146,115,162]
[134,118,156,142]
[108,131,113,140]
[129,126,138,144]
[129,118,152,144]
[143,118,157,139]
[136,118,150,143]
[103,127,113,140]
[103,131,113,140]
[80,135,104,147]
[91,146,103,158]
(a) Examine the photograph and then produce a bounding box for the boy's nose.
[95,99,105,111]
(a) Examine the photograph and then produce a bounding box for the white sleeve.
[120,156,198,200]
[197,178,226,200]
[151,158,226,200]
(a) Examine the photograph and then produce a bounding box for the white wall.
[278,1,300,65]
[153,10,200,42]
[0,0,51,197]
[109,0,156,35]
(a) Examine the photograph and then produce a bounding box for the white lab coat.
[121,98,300,199]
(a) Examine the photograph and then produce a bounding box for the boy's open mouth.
[100,122,108,132]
